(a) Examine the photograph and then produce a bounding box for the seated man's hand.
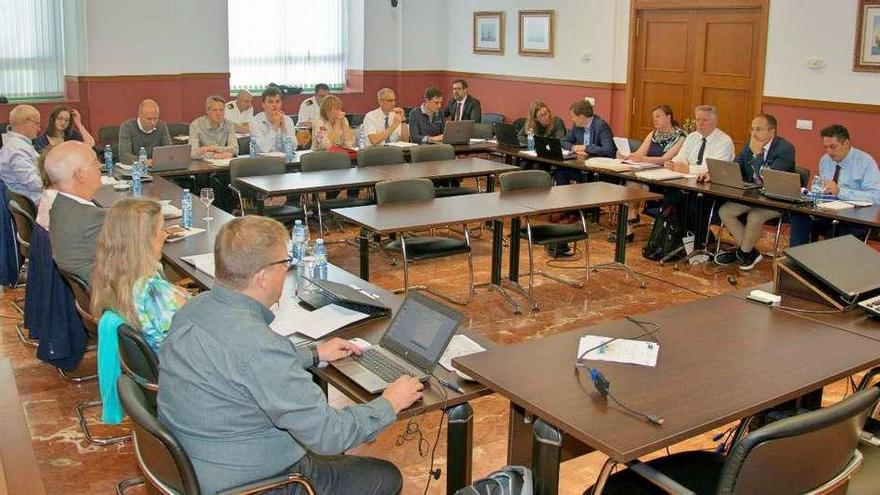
[382,375,424,413]
[428,135,443,143]
[211,151,234,159]
[825,180,840,195]
[572,144,586,154]
[316,337,363,362]
[697,170,711,183]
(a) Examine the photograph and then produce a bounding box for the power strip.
[747,289,782,306]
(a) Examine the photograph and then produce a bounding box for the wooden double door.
[628,6,767,151]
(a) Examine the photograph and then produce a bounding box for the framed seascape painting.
[854,0,880,72]
[518,10,554,57]
[474,11,504,54]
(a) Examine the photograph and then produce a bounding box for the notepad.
[439,335,486,372]
[180,253,215,277]
[585,157,633,172]
[270,302,369,340]
[816,200,855,211]
[577,335,660,367]
[635,169,693,181]
[206,158,232,167]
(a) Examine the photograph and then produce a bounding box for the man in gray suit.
[43,141,106,283]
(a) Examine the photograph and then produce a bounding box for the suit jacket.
[49,194,107,283]
[733,135,796,183]
[443,96,482,123]
[561,115,616,158]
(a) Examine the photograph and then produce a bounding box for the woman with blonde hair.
[518,100,566,145]
[311,94,355,150]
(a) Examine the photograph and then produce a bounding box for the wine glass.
[200,188,215,221]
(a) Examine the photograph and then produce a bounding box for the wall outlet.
[584,96,596,106]
[806,59,825,70]
[796,119,813,130]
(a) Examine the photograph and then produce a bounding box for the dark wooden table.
[453,294,880,494]
[367,157,517,183]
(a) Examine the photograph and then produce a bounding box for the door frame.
[624,0,770,136]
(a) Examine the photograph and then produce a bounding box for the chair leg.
[58,367,98,383]
[116,475,145,495]
[526,221,535,296]
[769,216,784,258]
[400,237,409,295]
[75,399,131,446]
[715,221,725,255]
[15,323,38,348]
[392,232,474,306]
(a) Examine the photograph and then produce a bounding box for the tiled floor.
[0,212,861,494]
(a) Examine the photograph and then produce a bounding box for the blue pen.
[439,378,464,394]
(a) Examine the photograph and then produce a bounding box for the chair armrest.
[627,462,696,495]
[218,473,315,495]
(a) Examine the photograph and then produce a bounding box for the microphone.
[588,367,664,426]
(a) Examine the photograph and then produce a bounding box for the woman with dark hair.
[618,104,686,163]
[33,105,96,153]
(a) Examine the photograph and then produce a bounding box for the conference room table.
[93,176,492,494]
[453,292,880,495]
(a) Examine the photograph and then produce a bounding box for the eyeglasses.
[263,257,292,269]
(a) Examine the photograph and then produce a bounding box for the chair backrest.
[628,138,643,153]
[7,199,34,260]
[6,189,37,220]
[118,323,160,390]
[375,178,435,205]
[228,156,285,181]
[117,374,201,495]
[472,123,494,140]
[98,126,120,146]
[717,384,880,495]
[57,268,98,335]
[167,122,190,137]
[500,170,554,192]
[345,114,365,128]
[409,144,454,163]
[237,136,249,156]
[795,166,811,188]
[356,146,405,167]
[482,112,505,126]
[300,150,352,172]
[512,117,527,134]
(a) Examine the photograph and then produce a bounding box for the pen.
[439,378,464,395]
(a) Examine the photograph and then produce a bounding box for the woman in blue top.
[90,198,188,353]
[33,106,96,153]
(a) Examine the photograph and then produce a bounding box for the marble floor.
[0,211,865,494]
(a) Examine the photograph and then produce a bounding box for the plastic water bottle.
[249,135,258,157]
[283,134,296,163]
[357,126,366,149]
[181,189,193,228]
[103,145,113,174]
[131,163,142,196]
[313,239,328,280]
[810,175,824,208]
[138,146,148,175]
[291,220,306,265]
[527,128,535,151]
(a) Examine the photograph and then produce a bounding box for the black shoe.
[739,250,764,271]
[714,249,741,265]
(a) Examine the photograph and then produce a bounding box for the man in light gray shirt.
[118,99,172,164]
[189,95,238,159]
[0,104,43,206]
[158,216,422,494]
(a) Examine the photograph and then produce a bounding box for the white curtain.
[0,0,64,99]
[228,0,348,92]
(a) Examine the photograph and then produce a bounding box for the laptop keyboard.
[355,348,414,383]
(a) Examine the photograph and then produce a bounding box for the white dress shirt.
[672,128,735,174]
[249,112,296,153]
[225,101,254,126]
[297,96,320,126]
[362,108,402,146]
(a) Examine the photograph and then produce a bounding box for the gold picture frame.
[854,0,880,72]
[473,11,505,55]
[518,10,555,57]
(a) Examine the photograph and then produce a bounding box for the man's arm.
[7,152,43,196]
[188,120,202,157]
[585,119,615,157]
[363,114,384,145]
[470,98,482,123]
[770,139,796,172]
[118,121,137,164]
[224,123,239,156]
[838,159,880,204]
[251,118,276,153]
[561,126,579,151]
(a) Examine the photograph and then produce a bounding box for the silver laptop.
[330,292,463,394]
[150,144,191,172]
[442,120,474,145]
[761,169,807,203]
[706,158,761,190]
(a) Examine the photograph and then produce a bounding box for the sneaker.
[714,249,741,265]
[739,250,763,271]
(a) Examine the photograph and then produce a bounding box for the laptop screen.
[381,293,462,371]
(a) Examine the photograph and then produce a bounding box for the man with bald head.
[118,99,172,164]
[43,141,106,282]
[0,104,43,205]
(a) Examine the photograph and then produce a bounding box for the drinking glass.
[200,188,215,221]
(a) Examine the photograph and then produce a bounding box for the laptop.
[494,122,522,149]
[442,120,474,145]
[534,135,577,160]
[150,144,191,172]
[761,169,808,204]
[298,277,391,317]
[785,235,880,301]
[706,158,761,190]
[330,292,463,393]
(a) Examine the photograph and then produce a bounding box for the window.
[0,0,64,100]
[228,0,348,93]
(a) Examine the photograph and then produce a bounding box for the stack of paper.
[585,157,633,172]
[816,200,855,211]
[635,169,690,181]
[180,253,215,277]
[206,158,232,167]
[386,141,417,148]
[270,302,369,340]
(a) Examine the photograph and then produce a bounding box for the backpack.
[642,207,685,261]
[454,466,533,495]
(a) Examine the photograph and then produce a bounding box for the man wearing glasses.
[159,216,423,495]
[362,88,409,146]
[0,104,44,206]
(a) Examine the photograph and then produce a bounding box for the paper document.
[101,176,117,185]
[844,200,873,207]
[180,253,215,277]
[271,303,369,340]
[816,200,855,211]
[259,151,285,158]
[577,335,660,367]
[585,157,632,172]
[386,141,417,148]
[206,158,232,167]
[635,169,690,181]
[613,137,631,156]
[622,161,661,171]
[469,138,487,144]
[439,335,486,372]
[116,163,132,171]
[519,150,538,156]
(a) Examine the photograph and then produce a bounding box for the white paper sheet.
[180,252,215,277]
[439,335,486,372]
[577,335,659,367]
[270,303,369,340]
[206,158,232,167]
[613,137,631,156]
[386,141,417,148]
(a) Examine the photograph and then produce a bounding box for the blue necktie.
[384,115,390,143]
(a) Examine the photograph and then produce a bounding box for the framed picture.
[854,0,880,72]
[518,10,555,57]
[473,11,504,55]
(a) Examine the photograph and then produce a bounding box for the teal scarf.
[97,311,125,424]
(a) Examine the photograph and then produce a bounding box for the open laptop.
[298,276,391,317]
[534,135,577,160]
[761,169,808,204]
[494,122,522,149]
[150,144,191,172]
[785,235,880,301]
[706,158,761,190]
[330,292,463,393]
[442,120,474,145]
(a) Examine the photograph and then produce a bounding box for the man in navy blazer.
[557,100,616,185]
[715,113,796,270]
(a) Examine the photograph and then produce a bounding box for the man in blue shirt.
[0,105,43,206]
[408,86,445,144]
[789,124,880,246]
[557,100,616,185]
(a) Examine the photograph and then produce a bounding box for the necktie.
[752,154,764,185]
[456,102,463,121]
[383,115,390,143]
[832,163,842,183]
[583,126,592,148]
[696,137,707,165]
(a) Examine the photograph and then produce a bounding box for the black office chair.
[500,171,589,309]
[512,117,527,135]
[357,146,405,167]
[116,375,316,495]
[99,126,120,162]
[300,151,371,234]
[345,113,365,128]
[586,383,880,495]
[627,138,643,153]
[849,367,880,495]
[376,179,474,305]
[472,123,494,140]
[228,156,302,226]
[237,136,249,156]
[410,144,479,198]
[8,199,36,346]
[482,112,505,126]
[167,122,190,138]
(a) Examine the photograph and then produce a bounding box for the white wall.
[763,0,880,104]
[362,0,448,70]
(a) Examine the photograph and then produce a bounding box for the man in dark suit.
[715,113,795,270]
[556,99,616,185]
[443,79,481,123]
